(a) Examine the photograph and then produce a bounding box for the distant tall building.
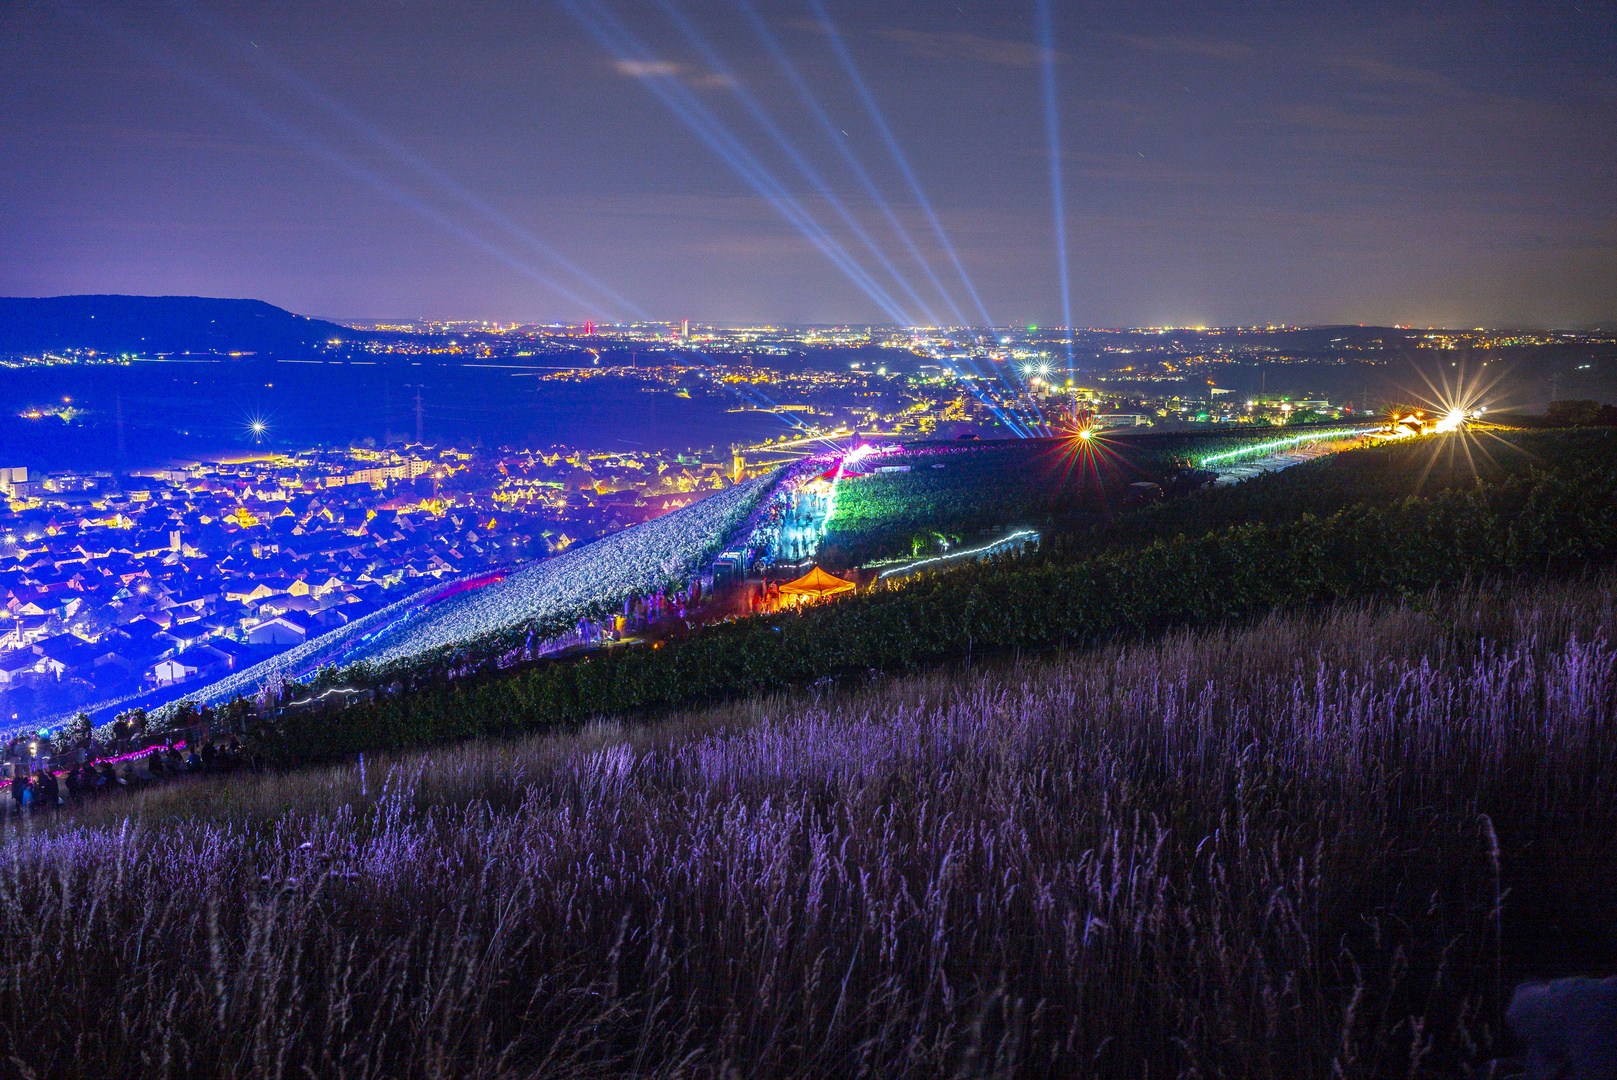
[584,321,593,336]
[681,319,690,340]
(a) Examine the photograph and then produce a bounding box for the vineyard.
[1056,424,1596,559]
[12,427,1617,1079]
[342,472,776,672]
[816,423,1370,566]
[175,424,1373,711]
[250,426,1617,763]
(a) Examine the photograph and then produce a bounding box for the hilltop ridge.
[0,294,362,356]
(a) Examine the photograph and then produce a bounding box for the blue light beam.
[60,1,612,319]
[169,0,651,322]
[653,0,943,326]
[729,0,972,328]
[804,0,996,329]
[799,0,1047,432]
[561,0,920,326]
[1034,0,1075,378]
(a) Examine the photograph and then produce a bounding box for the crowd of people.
[6,738,251,814]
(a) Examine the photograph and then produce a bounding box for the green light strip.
[1199,427,1379,467]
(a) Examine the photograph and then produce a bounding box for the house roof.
[0,649,37,675]
[257,610,313,632]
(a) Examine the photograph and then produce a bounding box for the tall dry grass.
[2,573,1615,1078]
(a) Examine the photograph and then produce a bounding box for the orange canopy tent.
[777,566,856,602]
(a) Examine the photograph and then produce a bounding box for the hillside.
[0,294,361,355]
[10,424,1617,1078]
[162,474,777,713]
[228,425,1615,764]
[15,571,1617,1077]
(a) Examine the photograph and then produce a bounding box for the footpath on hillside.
[1212,433,1369,484]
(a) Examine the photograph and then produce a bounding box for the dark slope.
[0,295,363,355]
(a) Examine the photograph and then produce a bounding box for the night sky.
[2,1,1613,328]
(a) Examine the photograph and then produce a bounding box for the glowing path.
[878,530,1041,579]
[1198,427,1381,468]
[343,473,775,670]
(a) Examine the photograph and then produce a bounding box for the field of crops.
[246,427,1617,763]
[816,442,1068,566]
[817,425,1366,566]
[332,473,775,671]
[10,427,1615,1078]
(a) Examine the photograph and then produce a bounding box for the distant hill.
[0,295,364,356]
[1264,325,1422,350]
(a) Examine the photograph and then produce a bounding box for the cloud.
[866,28,1053,68]
[1261,100,1416,135]
[612,59,731,90]
[1119,35,1253,62]
[1327,54,1458,94]
[689,72,736,89]
[613,59,683,78]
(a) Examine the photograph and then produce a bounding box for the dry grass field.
[1,572,1613,1077]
